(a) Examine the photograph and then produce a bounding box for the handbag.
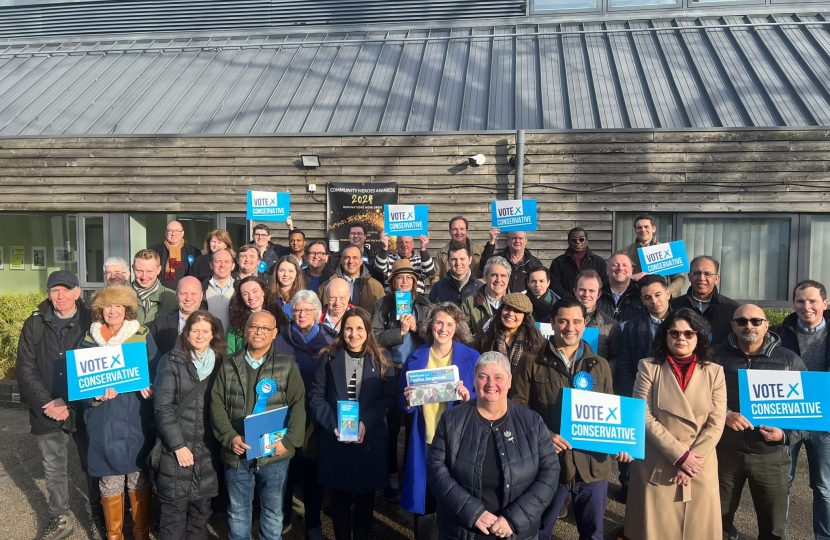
[147,376,211,471]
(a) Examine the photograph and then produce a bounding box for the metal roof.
[1,13,830,135]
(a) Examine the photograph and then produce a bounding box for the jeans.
[37,431,70,517]
[225,459,290,540]
[539,480,608,540]
[790,431,830,539]
[719,447,790,540]
[158,497,212,540]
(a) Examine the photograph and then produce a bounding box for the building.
[1,0,829,306]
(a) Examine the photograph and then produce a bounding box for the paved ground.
[0,406,815,540]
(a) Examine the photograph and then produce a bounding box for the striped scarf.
[132,279,160,313]
[496,329,526,370]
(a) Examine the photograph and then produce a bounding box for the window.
[0,213,77,295]
[129,213,216,255]
[610,0,677,6]
[533,0,598,10]
[809,216,830,289]
[682,216,792,302]
[614,213,673,251]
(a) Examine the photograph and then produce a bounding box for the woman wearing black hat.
[473,292,547,372]
[372,258,433,501]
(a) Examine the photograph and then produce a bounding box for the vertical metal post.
[515,129,525,199]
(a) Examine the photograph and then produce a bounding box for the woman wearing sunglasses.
[621,308,726,540]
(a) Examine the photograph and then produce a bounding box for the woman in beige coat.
[622,307,726,540]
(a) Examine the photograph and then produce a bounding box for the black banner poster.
[326,182,398,255]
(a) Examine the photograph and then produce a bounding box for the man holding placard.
[622,213,686,298]
[511,298,631,540]
[376,233,436,294]
[714,304,807,540]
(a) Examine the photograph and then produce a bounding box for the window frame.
[77,212,110,292]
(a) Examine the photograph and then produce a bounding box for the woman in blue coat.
[309,307,397,540]
[399,301,479,540]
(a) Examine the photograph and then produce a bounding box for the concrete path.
[0,407,814,540]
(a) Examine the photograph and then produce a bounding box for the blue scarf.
[192,348,216,381]
[296,323,320,344]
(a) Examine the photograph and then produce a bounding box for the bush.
[0,294,43,380]
[764,307,791,327]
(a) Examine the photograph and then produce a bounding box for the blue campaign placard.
[66,342,150,401]
[491,199,538,232]
[583,327,600,354]
[384,204,429,237]
[637,240,690,277]
[338,401,360,442]
[560,388,646,460]
[395,290,412,317]
[738,369,830,431]
[247,190,290,222]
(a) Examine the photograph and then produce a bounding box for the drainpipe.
[515,129,525,199]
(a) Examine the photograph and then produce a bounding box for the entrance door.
[219,214,248,250]
[77,213,109,293]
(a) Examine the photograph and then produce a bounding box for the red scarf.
[667,354,696,392]
[570,248,588,269]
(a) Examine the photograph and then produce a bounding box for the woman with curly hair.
[77,285,160,540]
[190,229,236,282]
[227,276,287,354]
[270,255,305,318]
[473,292,547,372]
[398,302,479,540]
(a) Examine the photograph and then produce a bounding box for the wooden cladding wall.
[1,130,830,265]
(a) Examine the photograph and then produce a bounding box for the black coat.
[548,247,608,300]
[148,306,214,356]
[774,310,830,370]
[479,245,543,293]
[189,254,214,282]
[309,349,396,494]
[149,242,202,289]
[597,282,644,324]
[615,311,663,397]
[428,275,482,306]
[670,286,740,346]
[372,292,432,351]
[714,332,807,454]
[153,347,221,503]
[16,299,92,435]
[427,400,560,540]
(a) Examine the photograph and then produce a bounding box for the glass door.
[77,213,109,292]
[219,214,248,250]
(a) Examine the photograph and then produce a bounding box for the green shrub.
[0,294,43,380]
[764,307,792,327]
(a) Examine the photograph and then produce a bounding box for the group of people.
[16,213,830,540]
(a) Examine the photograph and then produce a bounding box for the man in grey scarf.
[131,249,177,325]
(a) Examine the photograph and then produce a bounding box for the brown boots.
[100,489,151,540]
[100,493,124,540]
[129,489,152,540]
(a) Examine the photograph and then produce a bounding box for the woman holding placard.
[399,302,478,540]
[428,351,559,540]
[270,255,305,317]
[76,285,160,540]
[152,310,225,540]
[621,308,726,540]
[372,258,432,501]
[227,276,287,354]
[309,307,396,540]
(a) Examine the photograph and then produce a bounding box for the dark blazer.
[189,254,214,282]
[670,286,740,345]
[775,310,830,371]
[615,311,663,397]
[309,349,397,494]
[548,247,609,299]
[149,242,202,289]
[148,305,213,356]
[428,275,482,306]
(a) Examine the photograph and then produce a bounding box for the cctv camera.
[468,154,486,167]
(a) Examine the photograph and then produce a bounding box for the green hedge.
[763,307,792,327]
[0,294,43,380]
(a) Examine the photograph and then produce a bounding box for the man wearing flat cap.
[17,270,103,540]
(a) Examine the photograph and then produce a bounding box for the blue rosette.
[573,371,594,392]
[254,378,277,414]
[258,261,268,273]
[187,254,195,265]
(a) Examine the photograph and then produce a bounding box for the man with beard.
[714,304,806,540]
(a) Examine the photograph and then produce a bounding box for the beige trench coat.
[623,358,726,540]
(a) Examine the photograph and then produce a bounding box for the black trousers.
[158,497,212,540]
[413,481,438,540]
[387,368,403,475]
[329,489,375,540]
[72,427,102,519]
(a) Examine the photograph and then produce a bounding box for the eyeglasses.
[691,271,717,278]
[308,251,326,258]
[166,229,183,234]
[105,271,127,278]
[292,308,314,315]
[253,233,270,238]
[569,237,587,243]
[668,329,697,340]
[733,317,767,327]
[246,325,275,334]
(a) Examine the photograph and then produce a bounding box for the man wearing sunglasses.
[714,304,807,540]
[776,279,830,540]
[548,227,608,300]
[670,255,740,345]
[622,213,686,298]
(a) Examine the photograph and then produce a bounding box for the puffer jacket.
[714,331,807,454]
[427,400,560,540]
[372,290,432,352]
[428,274,482,306]
[17,299,92,435]
[479,245,543,294]
[153,346,222,503]
[510,341,615,485]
